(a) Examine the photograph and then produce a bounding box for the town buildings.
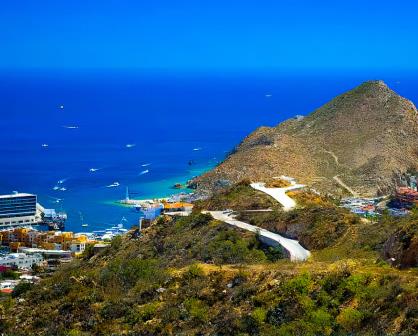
[0,228,90,254]
[395,187,418,208]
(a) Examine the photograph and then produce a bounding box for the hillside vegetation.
[2,183,418,335]
[198,184,359,250]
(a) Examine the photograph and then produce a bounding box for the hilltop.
[193,81,418,197]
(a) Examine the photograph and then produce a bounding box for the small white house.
[70,242,85,253]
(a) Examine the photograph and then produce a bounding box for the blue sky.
[1,0,417,71]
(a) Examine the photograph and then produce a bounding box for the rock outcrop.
[383,219,418,268]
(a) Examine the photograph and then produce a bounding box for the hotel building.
[0,193,38,227]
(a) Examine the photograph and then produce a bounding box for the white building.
[0,253,43,269]
[0,193,39,227]
[69,242,85,253]
[18,247,72,259]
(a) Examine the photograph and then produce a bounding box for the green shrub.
[283,273,312,296]
[321,265,351,294]
[100,301,128,319]
[110,235,122,250]
[125,302,159,324]
[161,305,181,322]
[252,307,267,324]
[343,273,371,298]
[198,183,276,211]
[184,298,208,322]
[206,229,266,264]
[138,302,159,322]
[100,258,165,290]
[265,245,285,261]
[66,330,90,336]
[12,282,34,298]
[82,243,95,259]
[0,270,19,280]
[190,212,213,228]
[336,307,363,332]
[309,309,333,335]
[274,320,318,336]
[184,263,205,279]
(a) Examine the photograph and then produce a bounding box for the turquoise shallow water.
[73,163,216,232]
[124,164,213,200]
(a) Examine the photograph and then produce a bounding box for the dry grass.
[265,179,291,188]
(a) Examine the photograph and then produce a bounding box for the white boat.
[141,163,151,167]
[89,168,100,172]
[193,147,202,151]
[58,179,66,184]
[126,144,136,148]
[52,186,60,191]
[107,182,120,188]
[48,196,63,204]
[106,218,128,232]
[101,233,114,241]
[63,125,79,129]
[59,105,64,109]
[59,187,67,191]
[79,212,88,227]
[41,144,48,148]
[139,169,149,176]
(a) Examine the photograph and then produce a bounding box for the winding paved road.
[204,211,311,262]
[250,180,305,211]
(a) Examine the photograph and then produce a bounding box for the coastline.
[106,163,215,207]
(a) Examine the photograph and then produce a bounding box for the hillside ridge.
[193,81,418,197]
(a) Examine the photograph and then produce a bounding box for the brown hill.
[194,81,418,196]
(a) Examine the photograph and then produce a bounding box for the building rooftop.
[163,202,193,209]
[0,193,36,199]
[18,247,71,255]
[1,253,29,259]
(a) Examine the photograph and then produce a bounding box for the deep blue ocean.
[0,71,417,232]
